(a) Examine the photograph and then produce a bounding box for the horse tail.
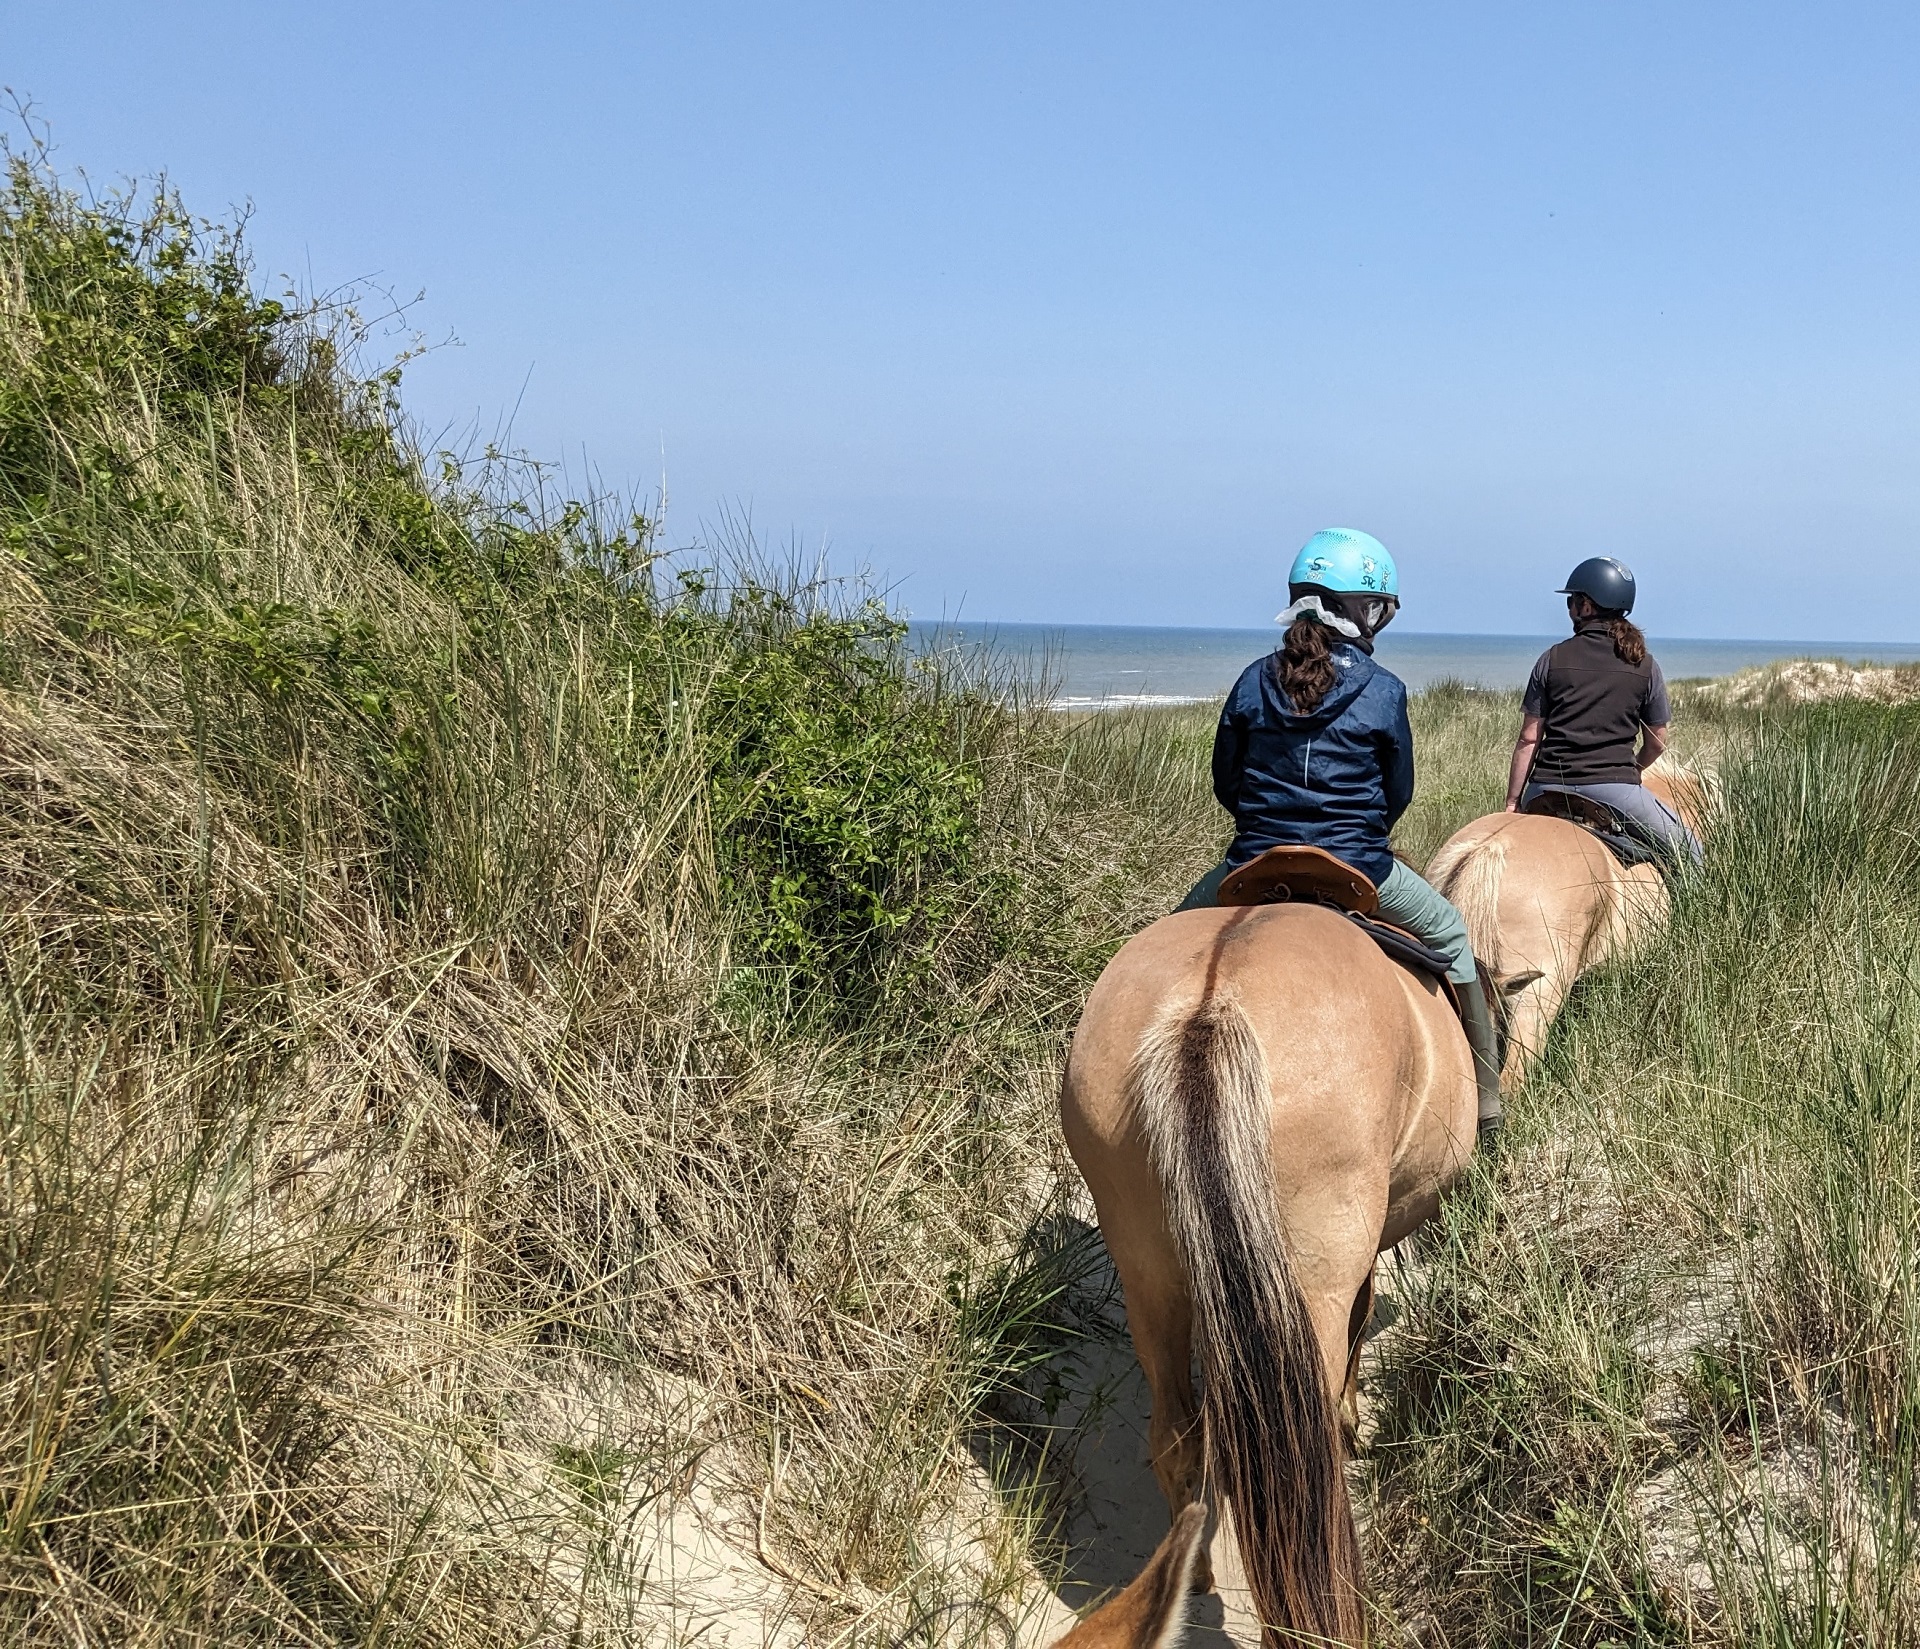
[1428,828,1508,978]
[1131,992,1365,1647]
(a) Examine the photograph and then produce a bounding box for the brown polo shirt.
[1522,624,1670,788]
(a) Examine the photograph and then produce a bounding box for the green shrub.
[710,598,1000,985]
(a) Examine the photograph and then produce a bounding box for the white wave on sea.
[1048,693,1208,711]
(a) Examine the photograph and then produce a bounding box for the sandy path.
[1038,1266,1264,1649]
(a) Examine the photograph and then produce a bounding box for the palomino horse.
[1425,764,1706,1083]
[1051,1504,1206,1649]
[1061,900,1479,1645]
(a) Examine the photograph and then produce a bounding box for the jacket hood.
[1260,642,1379,730]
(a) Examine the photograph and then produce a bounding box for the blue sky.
[9,3,1920,637]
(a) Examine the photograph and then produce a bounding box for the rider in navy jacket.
[1177,526,1504,1141]
[1212,641,1412,888]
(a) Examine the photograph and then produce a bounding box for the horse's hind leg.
[1338,1262,1377,1452]
[1501,972,1565,1083]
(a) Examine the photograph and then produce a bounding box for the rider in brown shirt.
[1504,557,1701,863]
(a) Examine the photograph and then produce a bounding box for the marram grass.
[0,152,1213,1644]
[1365,702,1920,1646]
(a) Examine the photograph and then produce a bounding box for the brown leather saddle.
[1521,787,1663,870]
[1217,843,1378,914]
[1215,844,1457,994]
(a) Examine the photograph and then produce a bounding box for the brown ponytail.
[1606,616,1647,666]
[1278,616,1338,713]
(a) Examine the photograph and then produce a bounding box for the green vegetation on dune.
[1397,680,1519,865]
[0,155,1214,1643]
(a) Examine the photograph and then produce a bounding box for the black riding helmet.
[1557,556,1636,616]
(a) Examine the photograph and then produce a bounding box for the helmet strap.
[1285,585,1397,651]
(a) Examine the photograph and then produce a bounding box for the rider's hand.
[1504,800,1521,813]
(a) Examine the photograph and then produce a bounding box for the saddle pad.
[1591,829,1663,871]
[1347,912,1455,983]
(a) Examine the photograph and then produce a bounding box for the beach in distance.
[910,620,1920,708]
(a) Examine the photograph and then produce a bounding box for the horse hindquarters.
[1430,813,1648,1084]
[1131,992,1367,1648]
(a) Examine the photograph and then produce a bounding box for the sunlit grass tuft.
[1365,702,1920,1645]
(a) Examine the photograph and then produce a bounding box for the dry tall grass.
[0,155,1228,1645]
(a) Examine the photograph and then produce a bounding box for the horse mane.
[1428,827,1509,978]
[1644,753,1718,838]
[1129,991,1366,1647]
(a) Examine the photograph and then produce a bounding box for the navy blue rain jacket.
[1211,643,1414,887]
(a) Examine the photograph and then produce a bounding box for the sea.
[908,621,1920,710]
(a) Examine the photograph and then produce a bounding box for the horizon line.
[904,618,1920,649]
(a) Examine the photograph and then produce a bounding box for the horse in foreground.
[1060,898,1480,1645]
[1050,1504,1207,1649]
[1426,764,1707,1082]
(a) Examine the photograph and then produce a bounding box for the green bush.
[710,597,1001,984]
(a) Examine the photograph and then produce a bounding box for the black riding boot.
[1459,971,1503,1144]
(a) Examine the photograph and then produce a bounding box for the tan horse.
[1425,764,1705,1082]
[1052,1504,1206,1649]
[1060,901,1479,1646]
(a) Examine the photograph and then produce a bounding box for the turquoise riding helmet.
[1288,528,1399,598]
